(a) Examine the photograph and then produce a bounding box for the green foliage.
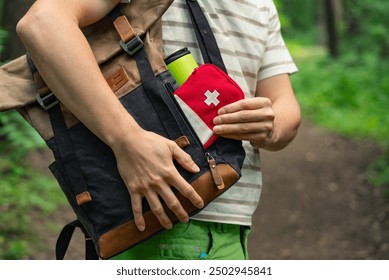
[0,100,62,259]
[0,155,65,259]
[367,151,389,198]
[0,111,45,159]
[291,52,389,144]
[0,239,28,260]
[273,0,290,30]
[342,0,389,58]
[280,0,317,32]
[275,0,318,45]
[0,28,6,55]
[279,0,389,58]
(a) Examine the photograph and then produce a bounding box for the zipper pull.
[206,153,225,190]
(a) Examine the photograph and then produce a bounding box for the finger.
[130,193,146,232]
[217,98,272,115]
[218,132,269,143]
[214,100,275,126]
[213,121,273,136]
[146,191,173,230]
[158,188,190,223]
[171,144,200,173]
[213,109,274,126]
[169,173,204,209]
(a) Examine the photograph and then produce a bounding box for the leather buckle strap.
[113,15,135,42]
[27,54,59,111]
[112,12,144,56]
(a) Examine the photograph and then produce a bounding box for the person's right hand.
[112,129,205,232]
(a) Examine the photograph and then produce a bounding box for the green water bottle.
[164,47,198,86]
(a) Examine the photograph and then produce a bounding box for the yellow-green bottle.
[164,47,198,86]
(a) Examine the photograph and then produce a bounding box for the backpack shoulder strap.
[185,0,227,72]
[56,220,99,260]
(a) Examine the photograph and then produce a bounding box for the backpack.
[0,0,245,259]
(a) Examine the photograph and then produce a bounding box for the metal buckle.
[119,35,144,56]
[36,92,59,110]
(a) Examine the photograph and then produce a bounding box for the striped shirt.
[121,0,297,226]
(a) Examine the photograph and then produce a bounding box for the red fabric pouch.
[173,64,245,149]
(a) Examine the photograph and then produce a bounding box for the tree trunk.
[1,0,35,61]
[323,0,339,58]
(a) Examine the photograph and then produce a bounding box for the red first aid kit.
[173,64,245,149]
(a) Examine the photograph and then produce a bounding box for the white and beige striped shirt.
[121,0,297,226]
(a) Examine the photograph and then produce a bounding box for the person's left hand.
[212,97,275,148]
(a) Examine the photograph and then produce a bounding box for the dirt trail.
[250,120,389,259]
[30,120,389,260]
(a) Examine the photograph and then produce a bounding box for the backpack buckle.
[36,92,59,110]
[119,35,144,56]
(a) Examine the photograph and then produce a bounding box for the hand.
[112,130,204,231]
[212,97,275,148]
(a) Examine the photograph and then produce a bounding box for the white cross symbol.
[204,90,220,106]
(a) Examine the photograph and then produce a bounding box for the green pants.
[111,220,251,260]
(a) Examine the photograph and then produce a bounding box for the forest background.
[0,0,388,259]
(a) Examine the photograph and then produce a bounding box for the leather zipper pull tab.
[206,153,225,189]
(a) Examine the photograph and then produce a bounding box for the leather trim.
[174,135,190,148]
[98,163,239,259]
[113,15,136,43]
[76,191,93,206]
[106,67,130,93]
[208,157,225,189]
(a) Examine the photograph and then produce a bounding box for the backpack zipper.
[206,153,225,190]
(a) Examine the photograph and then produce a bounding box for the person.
[16,0,301,260]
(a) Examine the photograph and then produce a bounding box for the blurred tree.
[277,0,318,42]
[342,0,389,58]
[1,0,34,61]
[280,0,388,59]
[323,0,339,57]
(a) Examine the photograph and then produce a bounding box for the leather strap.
[113,15,137,43]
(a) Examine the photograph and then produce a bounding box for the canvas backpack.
[0,0,246,259]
